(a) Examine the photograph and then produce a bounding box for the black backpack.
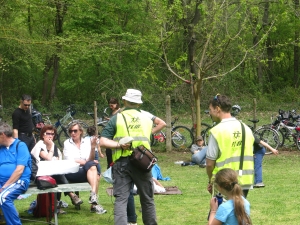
[16,140,38,181]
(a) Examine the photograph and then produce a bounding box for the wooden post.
[165,95,171,152]
[94,101,98,135]
[253,98,257,130]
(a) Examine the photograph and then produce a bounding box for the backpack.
[36,176,57,190]
[33,193,55,219]
[16,141,38,181]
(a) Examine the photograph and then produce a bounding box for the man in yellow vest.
[206,94,254,198]
[100,89,157,225]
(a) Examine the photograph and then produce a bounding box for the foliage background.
[0,0,299,119]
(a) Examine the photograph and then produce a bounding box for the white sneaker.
[90,204,107,214]
[127,223,137,225]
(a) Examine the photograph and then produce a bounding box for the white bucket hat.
[122,89,143,104]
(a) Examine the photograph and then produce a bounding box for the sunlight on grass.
[15,151,300,225]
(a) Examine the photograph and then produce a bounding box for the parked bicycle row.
[31,100,300,153]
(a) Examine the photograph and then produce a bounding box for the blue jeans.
[254,147,266,184]
[127,187,137,223]
[191,146,207,165]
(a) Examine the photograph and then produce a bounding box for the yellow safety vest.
[210,119,254,188]
[112,109,153,162]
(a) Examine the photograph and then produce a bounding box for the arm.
[13,129,18,138]
[152,117,166,134]
[39,139,56,161]
[259,140,279,155]
[208,197,222,225]
[100,137,129,150]
[1,165,25,189]
[87,136,97,161]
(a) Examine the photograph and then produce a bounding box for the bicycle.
[269,110,300,150]
[151,116,194,150]
[33,105,89,147]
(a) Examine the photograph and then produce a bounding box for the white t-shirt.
[63,138,91,161]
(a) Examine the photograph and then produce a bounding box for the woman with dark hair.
[208,168,252,225]
[31,125,83,214]
[105,97,121,168]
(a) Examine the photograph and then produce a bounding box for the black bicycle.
[151,117,194,150]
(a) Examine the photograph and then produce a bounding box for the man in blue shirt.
[0,122,31,225]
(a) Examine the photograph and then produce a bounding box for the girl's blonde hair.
[215,168,252,225]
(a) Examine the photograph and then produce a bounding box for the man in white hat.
[100,89,158,225]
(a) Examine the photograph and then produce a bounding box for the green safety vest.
[112,109,153,162]
[210,119,254,188]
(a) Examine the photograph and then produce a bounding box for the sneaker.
[199,164,206,168]
[89,192,98,204]
[71,195,83,206]
[254,182,265,188]
[90,204,107,214]
[127,223,138,225]
[57,208,67,215]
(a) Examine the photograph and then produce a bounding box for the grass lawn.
[15,149,300,225]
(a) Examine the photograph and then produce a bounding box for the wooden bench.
[22,183,91,225]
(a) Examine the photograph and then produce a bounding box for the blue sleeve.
[17,142,30,166]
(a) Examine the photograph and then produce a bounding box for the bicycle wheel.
[254,127,280,154]
[171,126,194,149]
[296,132,300,151]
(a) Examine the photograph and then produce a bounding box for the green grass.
[15,150,300,225]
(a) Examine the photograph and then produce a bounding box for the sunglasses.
[23,103,31,107]
[214,94,221,104]
[45,132,55,136]
[69,129,78,134]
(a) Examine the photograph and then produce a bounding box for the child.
[208,168,252,225]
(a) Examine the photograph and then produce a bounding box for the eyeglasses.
[214,94,221,105]
[23,103,31,107]
[45,132,55,136]
[69,129,78,134]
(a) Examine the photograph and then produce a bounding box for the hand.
[99,152,104,158]
[210,197,218,211]
[207,183,213,194]
[271,149,279,155]
[91,136,98,148]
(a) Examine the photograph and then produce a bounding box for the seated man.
[0,122,31,225]
[190,136,207,167]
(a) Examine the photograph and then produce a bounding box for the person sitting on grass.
[208,168,252,225]
[190,136,207,167]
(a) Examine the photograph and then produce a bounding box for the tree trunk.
[294,0,299,88]
[42,56,53,105]
[50,54,60,100]
[49,0,68,101]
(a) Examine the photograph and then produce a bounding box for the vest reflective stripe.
[112,110,153,162]
[211,120,254,186]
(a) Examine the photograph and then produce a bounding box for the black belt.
[19,132,33,137]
